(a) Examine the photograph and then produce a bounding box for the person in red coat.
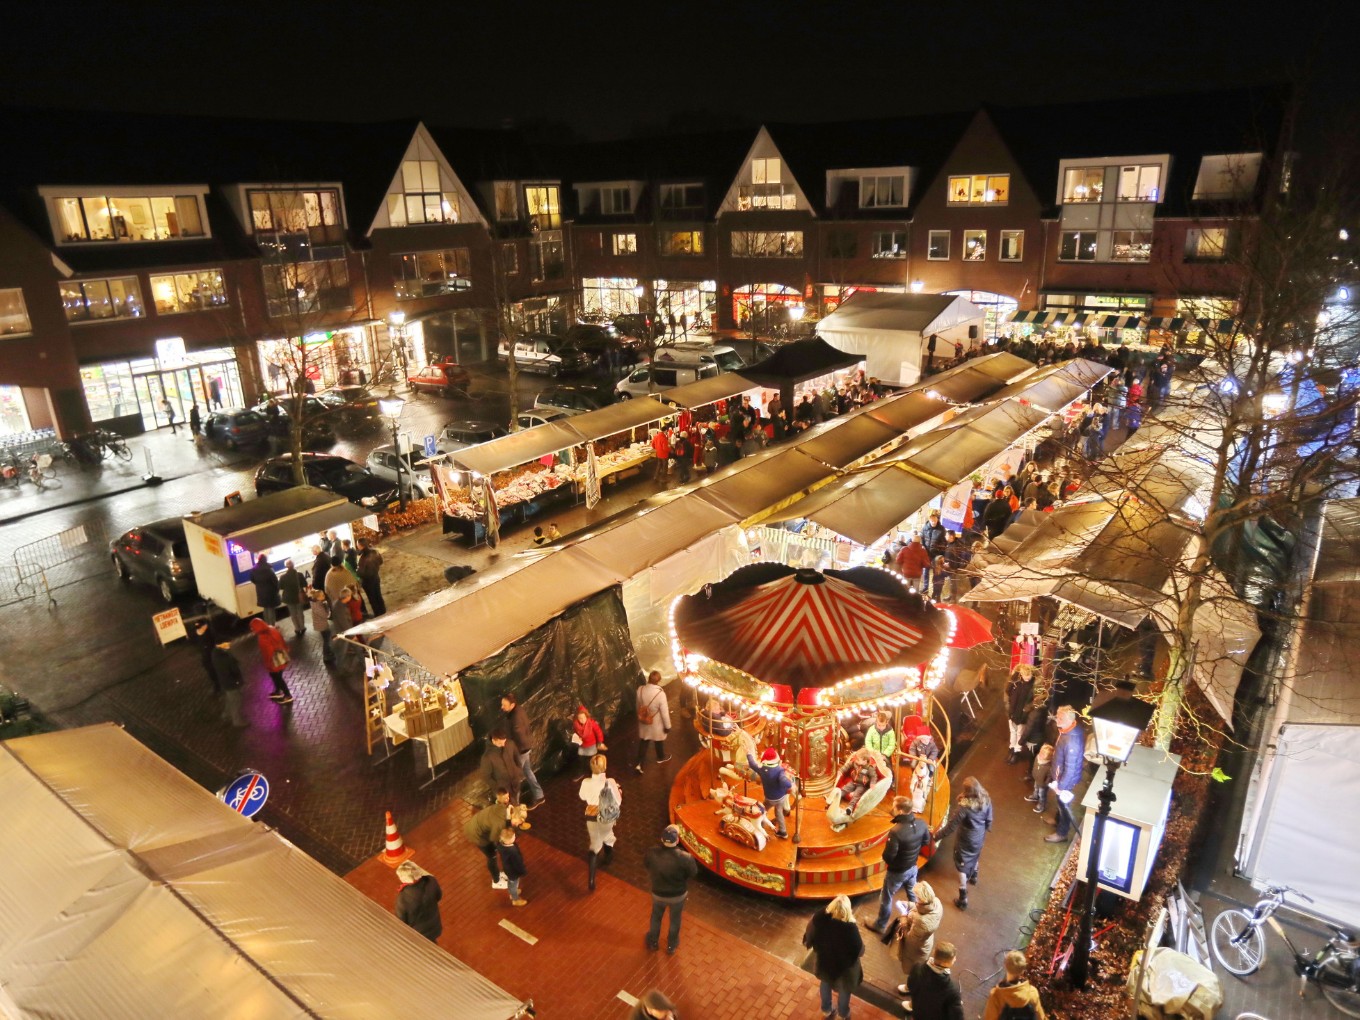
[895,535,933,588]
[651,428,671,482]
[249,617,293,703]
[573,704,607,775]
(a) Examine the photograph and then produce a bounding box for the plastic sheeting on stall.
[457,587,644,777]
[0,725,526,1020]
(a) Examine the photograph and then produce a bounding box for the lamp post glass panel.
[379,396,406,511]
[1068,693,1156,988]
[388,311,408,383]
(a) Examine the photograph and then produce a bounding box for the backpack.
[596,779,621,824]
[999,1003,1038,1020]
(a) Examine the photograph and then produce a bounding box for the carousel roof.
[674,565,942,691]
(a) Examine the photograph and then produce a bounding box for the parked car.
[366,443,443,499]
[617,356,723,402]
[497,333,592,377]
[199,408,270,449]
[561,323,642,360]
[110,519,196,603]
[535,384,615,413]
[408,361,472,397]
[318,385,383,426]
[438,420,508,451]
[251,397,336,447]
[253,453,399,507]
[612,312,668,341]
[516,406,584,430]
[661,340,747,374]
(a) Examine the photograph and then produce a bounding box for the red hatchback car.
[407,361,472,397]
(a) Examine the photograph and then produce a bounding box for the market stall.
[818,292,985,385]
[740,337,866,425]
[182,486,366,617]
[430,397,674,543]
[0,724,529,1020]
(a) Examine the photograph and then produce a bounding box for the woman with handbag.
[933,776,993,910]
[579,753,622,892]
[891,880,943,1008]
[633,671,671,774]
[249,617,293,704]
[802,894,863,1020]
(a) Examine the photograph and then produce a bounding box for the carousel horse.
[709,781,777,851]
[826,747,892,832]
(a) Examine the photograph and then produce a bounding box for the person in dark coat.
[933,777,993,909]
[481,727,529,814]
[356,537,386,616]
[394,861,443,940]
[1005,666,1036,763]
[310,544,332,587]
[629,989,677,1020]
[191,618,221,694]
[982,494,1012,539]
[869,795,931,930]
[501,692,544,808]
[1046,706,1086,843]
[249,554,281,625]
[497,827,529,906]
[212,640,247,728]
[803,894,864,1020]
[906,942,965,1020]
[279,559,306,636]
[644,824,698,953]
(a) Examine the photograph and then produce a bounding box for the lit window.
[963,230,986,261]
[1059,231,1098,261]
[860,175,905,208]
[658,230,703,256]
[872,231,907,258]
[1185,227,1230,261]
[149,270,228,314]
[927,230,950,261]
[751,158,781,185]
[610,232,638,255]
[947,175,1009,205]
[60,277,145,322]
[392,249,471,299]
[730,231,804,257]
[1,288,31,335]
[1063,168,1105,203]
[524,186,561,230]
[530,231,565,282]
[999,230,1024,261]
[1111,231,1153,262]
[388,160,460,226]
[52,193,205,243]
[1117,165,1161,202]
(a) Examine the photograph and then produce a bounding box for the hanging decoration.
[483,476,501,547]
[584,441,602,510]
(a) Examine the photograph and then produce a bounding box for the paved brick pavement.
[345,796,894,1020]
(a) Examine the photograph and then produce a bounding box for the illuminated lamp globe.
[1089,689,1155,764]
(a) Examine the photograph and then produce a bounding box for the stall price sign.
[153,607,188,645]
[219,771,270,818]
[362,513,380,531]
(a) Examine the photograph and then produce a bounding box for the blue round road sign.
[220,770,270,818]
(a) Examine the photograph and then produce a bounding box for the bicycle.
[27,453,61,490]
[100,430,133,462]
[1209,883,1360,1016]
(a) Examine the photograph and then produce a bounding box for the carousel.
[666,563,987,899]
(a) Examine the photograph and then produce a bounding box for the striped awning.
[1009,310,1142,329]
[1145,317,1237,334]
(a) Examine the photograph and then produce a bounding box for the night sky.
[3,0,1354,139]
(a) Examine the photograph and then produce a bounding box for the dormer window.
[247,187,344,248]
[524,185,561,230]
[947,175,1009,205]
[494,182,519,221]
[601,187,631,215]
[752,158,781,185]
[387,160,461,226]
[50,191,206,244]
[660,183,704,217]
[860,175,905,208]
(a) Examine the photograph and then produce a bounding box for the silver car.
[365,443,443,499]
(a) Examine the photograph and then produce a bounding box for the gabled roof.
[987,84,1292,217]
[0,106,417,263]
[767,110,976,212]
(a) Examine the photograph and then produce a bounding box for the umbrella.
[935,602,993,648]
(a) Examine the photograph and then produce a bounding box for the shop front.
[256,326,379,396]
[732,283,803,334]
[943,289,1019,341]
[79,341,246,433]
[0,385,32,437]
[581,277,639,320]
[416,308,483,364]
[1038,293,1149,346]
[654,280,717,333]
[513,294,568,336]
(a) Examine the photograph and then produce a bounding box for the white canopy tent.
[1238,498,1360,928]
[0,725,527,1020]
[817,292,985,385]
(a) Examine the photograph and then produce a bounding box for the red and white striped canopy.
[676,570,938,691]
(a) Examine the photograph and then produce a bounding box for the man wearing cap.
[745,738,795,839]
[644,824,698,953]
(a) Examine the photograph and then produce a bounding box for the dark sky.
[3,0,1352,139]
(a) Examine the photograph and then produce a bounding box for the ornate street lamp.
[379,395,407,512]
[1068,684,1156,988]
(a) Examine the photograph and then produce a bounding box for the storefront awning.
[1145,317,1237,334]
[657,373,758,409]
[1010,311,1061,325]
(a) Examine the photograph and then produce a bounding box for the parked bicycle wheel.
[111,440,133,462]
[1321,955,1360,1017]
[1210,909,1266,975]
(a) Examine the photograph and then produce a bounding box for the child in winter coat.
[572,705,606,773]
[497,827,528,906]
[864,710,898,758]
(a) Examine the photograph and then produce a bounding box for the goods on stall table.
[442,462,566,520]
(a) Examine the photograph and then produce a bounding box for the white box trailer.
[183,486,367,617]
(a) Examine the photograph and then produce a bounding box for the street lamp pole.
[379,395,407,512]
[1068,687,1156,989]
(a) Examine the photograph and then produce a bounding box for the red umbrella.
[935,603,994,649]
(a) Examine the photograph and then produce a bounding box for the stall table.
[383,704,473,787]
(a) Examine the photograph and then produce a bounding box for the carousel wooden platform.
[668,750,951,900]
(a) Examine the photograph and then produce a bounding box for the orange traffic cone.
[379,810,414,867]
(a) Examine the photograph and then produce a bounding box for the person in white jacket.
[580,753,622,892]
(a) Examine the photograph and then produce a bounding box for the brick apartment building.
[0,85,1288,439]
